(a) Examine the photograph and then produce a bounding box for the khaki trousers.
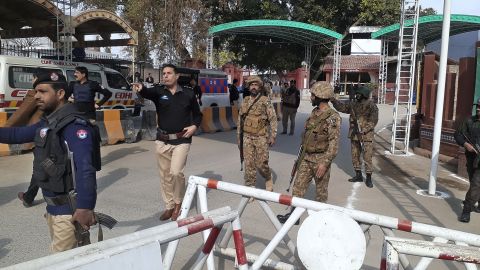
[45,213,77,253]
[155,140,191,209]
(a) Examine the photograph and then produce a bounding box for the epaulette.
[73,117,89,126]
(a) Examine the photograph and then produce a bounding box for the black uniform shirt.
[139,84,202,144]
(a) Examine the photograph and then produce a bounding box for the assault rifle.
[287,144,306,192]
[461,132,480,169]
[350,107,365,154]
[65,143,117,245]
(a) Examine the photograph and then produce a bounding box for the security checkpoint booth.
[205,20,343,90]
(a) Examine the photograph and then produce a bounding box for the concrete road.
[0,100,479,269]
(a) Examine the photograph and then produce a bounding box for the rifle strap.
[241,95,262,125]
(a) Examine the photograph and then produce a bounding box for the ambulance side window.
[106,72,130,90]
[9,67,62,89]
[66,70,102,84]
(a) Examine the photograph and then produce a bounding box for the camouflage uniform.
[292,106,341,202]
[331,95,378,174]
[238,94,277,188]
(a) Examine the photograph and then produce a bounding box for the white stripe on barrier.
[384,237,480,268]
[5,207,237,270]
[192,177,480,246]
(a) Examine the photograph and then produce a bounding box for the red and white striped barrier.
[5,207,240,270]
[162,176,480,270]
[381,237,480,270]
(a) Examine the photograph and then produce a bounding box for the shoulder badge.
[76,129,88,140]
[39,127,49,138]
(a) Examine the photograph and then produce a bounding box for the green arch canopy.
[372,14,480,43]
[209,20,342,44]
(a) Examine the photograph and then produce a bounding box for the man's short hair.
[162,63,178,74]
[75,66,88,76]
[233,79,238,84]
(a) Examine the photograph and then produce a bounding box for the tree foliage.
[77,0,437,73]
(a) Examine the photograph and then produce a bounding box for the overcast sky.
[421,0,480,15]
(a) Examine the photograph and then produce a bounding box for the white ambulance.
[0,55,134,112]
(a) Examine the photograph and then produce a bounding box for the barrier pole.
[197,185,215,270]
[454,242,478,270]
[219,196,249,248]
[232,217,248,270]
[215,247,295,270]
[385,240,399,270]
[415,237,448,270]
[386,237,480,265]
[192,226,223,270]
[190,177,480,246]
[163,182,198,269]
[257,200,296,255]
[380,227,412,270]
[251,207,305,270]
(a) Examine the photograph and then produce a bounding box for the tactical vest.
[73,81,97,102]
[303,108,335,154]
[242,96,268,135]
[32,105,101,193]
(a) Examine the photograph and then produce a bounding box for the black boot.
[459,206,471,223]
[277,208,300,225]
[365,173,373,188]
[348,170,363,183]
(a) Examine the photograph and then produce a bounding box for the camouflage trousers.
[351,140,374,174]
[292,159,331,202]
[243,134,272,187]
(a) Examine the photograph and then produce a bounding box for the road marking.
[345,182,362,209]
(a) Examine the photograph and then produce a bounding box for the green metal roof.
[208,20,342,44]
[372,14,480,43]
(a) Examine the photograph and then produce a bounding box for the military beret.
[33,71,67,88]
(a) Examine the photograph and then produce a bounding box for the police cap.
[33,71,67,89]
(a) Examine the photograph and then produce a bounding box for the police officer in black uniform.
[68,66,112,121]
[0,72,101,252]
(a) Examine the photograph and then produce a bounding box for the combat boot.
[276,208,300,225]
[459,205,471,223]
[348,170,363,183]
[365,173,373,188]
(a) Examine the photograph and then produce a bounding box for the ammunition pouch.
[243,113,266,135]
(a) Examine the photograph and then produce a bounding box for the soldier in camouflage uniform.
[277,82,341,224]
[331,86,379,188]
[237,76,277,192]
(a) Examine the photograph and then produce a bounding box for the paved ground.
[0,100,479,269]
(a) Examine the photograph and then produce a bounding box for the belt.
[157,130,186,141]
[43,194,71,206]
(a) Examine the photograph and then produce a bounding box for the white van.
[0,55,134,112]
[177,67,230,107]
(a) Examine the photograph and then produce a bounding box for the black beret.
[33,72,67,88]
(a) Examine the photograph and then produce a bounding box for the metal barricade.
[163,176,480,270]
[4,207,246,270]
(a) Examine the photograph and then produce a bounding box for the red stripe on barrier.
[187,219,214,235]
[279,194,292,206]
[202,226,222,254]
[233,230,247,265]
[438,254,456,261]
[176,214,204,227]
[380,258,386,270]
[207,179,218,189]
[397,219,412,232]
